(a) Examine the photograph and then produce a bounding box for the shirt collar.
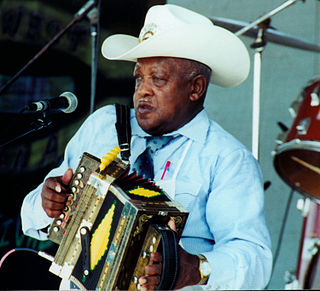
[131,108,210,144]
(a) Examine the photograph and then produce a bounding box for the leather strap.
[115,104,131,161]
[152,224,180,290]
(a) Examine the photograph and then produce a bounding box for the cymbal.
[211,16,320,53]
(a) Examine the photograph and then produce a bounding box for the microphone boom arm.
[0,0,97,96]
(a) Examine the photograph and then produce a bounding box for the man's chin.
[137,118,162,136]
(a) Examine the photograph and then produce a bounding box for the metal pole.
[235,0,301,37]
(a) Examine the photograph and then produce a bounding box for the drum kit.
[210,0,320,289]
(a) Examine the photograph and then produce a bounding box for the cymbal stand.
[235,0,301,37]
[235,0,303,160]
[250,24,267,160]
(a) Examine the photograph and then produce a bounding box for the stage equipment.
[0,0,98,112]
[211,0,320,160]
[273,77,320,202]
[285,198,320,289]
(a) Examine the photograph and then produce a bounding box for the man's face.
[133,57,199,135]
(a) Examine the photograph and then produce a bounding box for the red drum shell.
[274,78,320,202]
[296,200,320,289]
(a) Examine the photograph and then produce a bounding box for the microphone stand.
[235,0,302,160]
[0,112,52,148]
[0,1,97,147]
[87,0,101,114]
[0,0,97,96]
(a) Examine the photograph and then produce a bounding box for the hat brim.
[102,24,250,88]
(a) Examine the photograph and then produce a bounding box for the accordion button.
[74,180,80,186]
[80,166,86,173]
[76,173,83,179]
[53,226,59,232]
[56,220,62,226]
[71,186,78,194]
[133,276,138,283]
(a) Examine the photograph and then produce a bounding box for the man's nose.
[136,78,153,97]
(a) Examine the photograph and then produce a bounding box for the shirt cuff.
[21,188,54,240]
[202,250,235,290]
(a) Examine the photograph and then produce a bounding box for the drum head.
[274,140,320,202]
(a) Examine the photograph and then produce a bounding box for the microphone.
[75,0,97,18]
[25,92,78,114]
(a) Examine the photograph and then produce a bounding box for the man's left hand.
[138,220,201,290]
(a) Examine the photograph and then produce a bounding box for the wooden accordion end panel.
[47,150,188,290]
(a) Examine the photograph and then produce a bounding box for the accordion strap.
[153,224,180,290]
[115,104,131,161]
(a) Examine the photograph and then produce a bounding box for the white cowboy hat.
[101,4,250,88]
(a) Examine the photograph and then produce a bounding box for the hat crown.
[139,5,213,43]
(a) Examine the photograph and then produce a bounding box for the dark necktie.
[133,136,174,180]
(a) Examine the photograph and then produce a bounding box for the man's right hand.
[41,168,73,218]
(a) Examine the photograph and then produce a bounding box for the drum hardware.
[296,197,311,218]
[294,200,320,289]
[284,270,299,289]
[296,118,311,135]
[212,0,320,160]
[289,100,301,118]
[274,122,289,147]
[211,15,320,53]
[302,238,320,262]
[211,0,320,160]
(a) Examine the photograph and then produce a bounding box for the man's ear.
[190,74,207,102]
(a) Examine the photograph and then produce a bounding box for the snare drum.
[274,77,320,202]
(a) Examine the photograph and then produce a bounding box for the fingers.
[41,169,73,218]
[139,252,163,291]
[62,168,73,185]
[150,252,162,263]
[44,178,68,201]
[145,262,162,275]
[139,274,161,291]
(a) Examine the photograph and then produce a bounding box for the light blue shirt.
[21,105,272,290]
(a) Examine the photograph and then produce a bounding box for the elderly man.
[21,4,272,290]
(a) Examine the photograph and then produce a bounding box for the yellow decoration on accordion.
[99,146,121,171]
[128,187,161,198]
[90,202,116,270]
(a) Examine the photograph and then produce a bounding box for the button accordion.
[47,148,188,290]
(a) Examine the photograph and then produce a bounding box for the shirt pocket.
[175,179,202,210]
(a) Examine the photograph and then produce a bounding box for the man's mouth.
[136,99,154,114]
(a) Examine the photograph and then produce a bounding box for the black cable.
[265,188,294,289]
[0,247,54,269]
